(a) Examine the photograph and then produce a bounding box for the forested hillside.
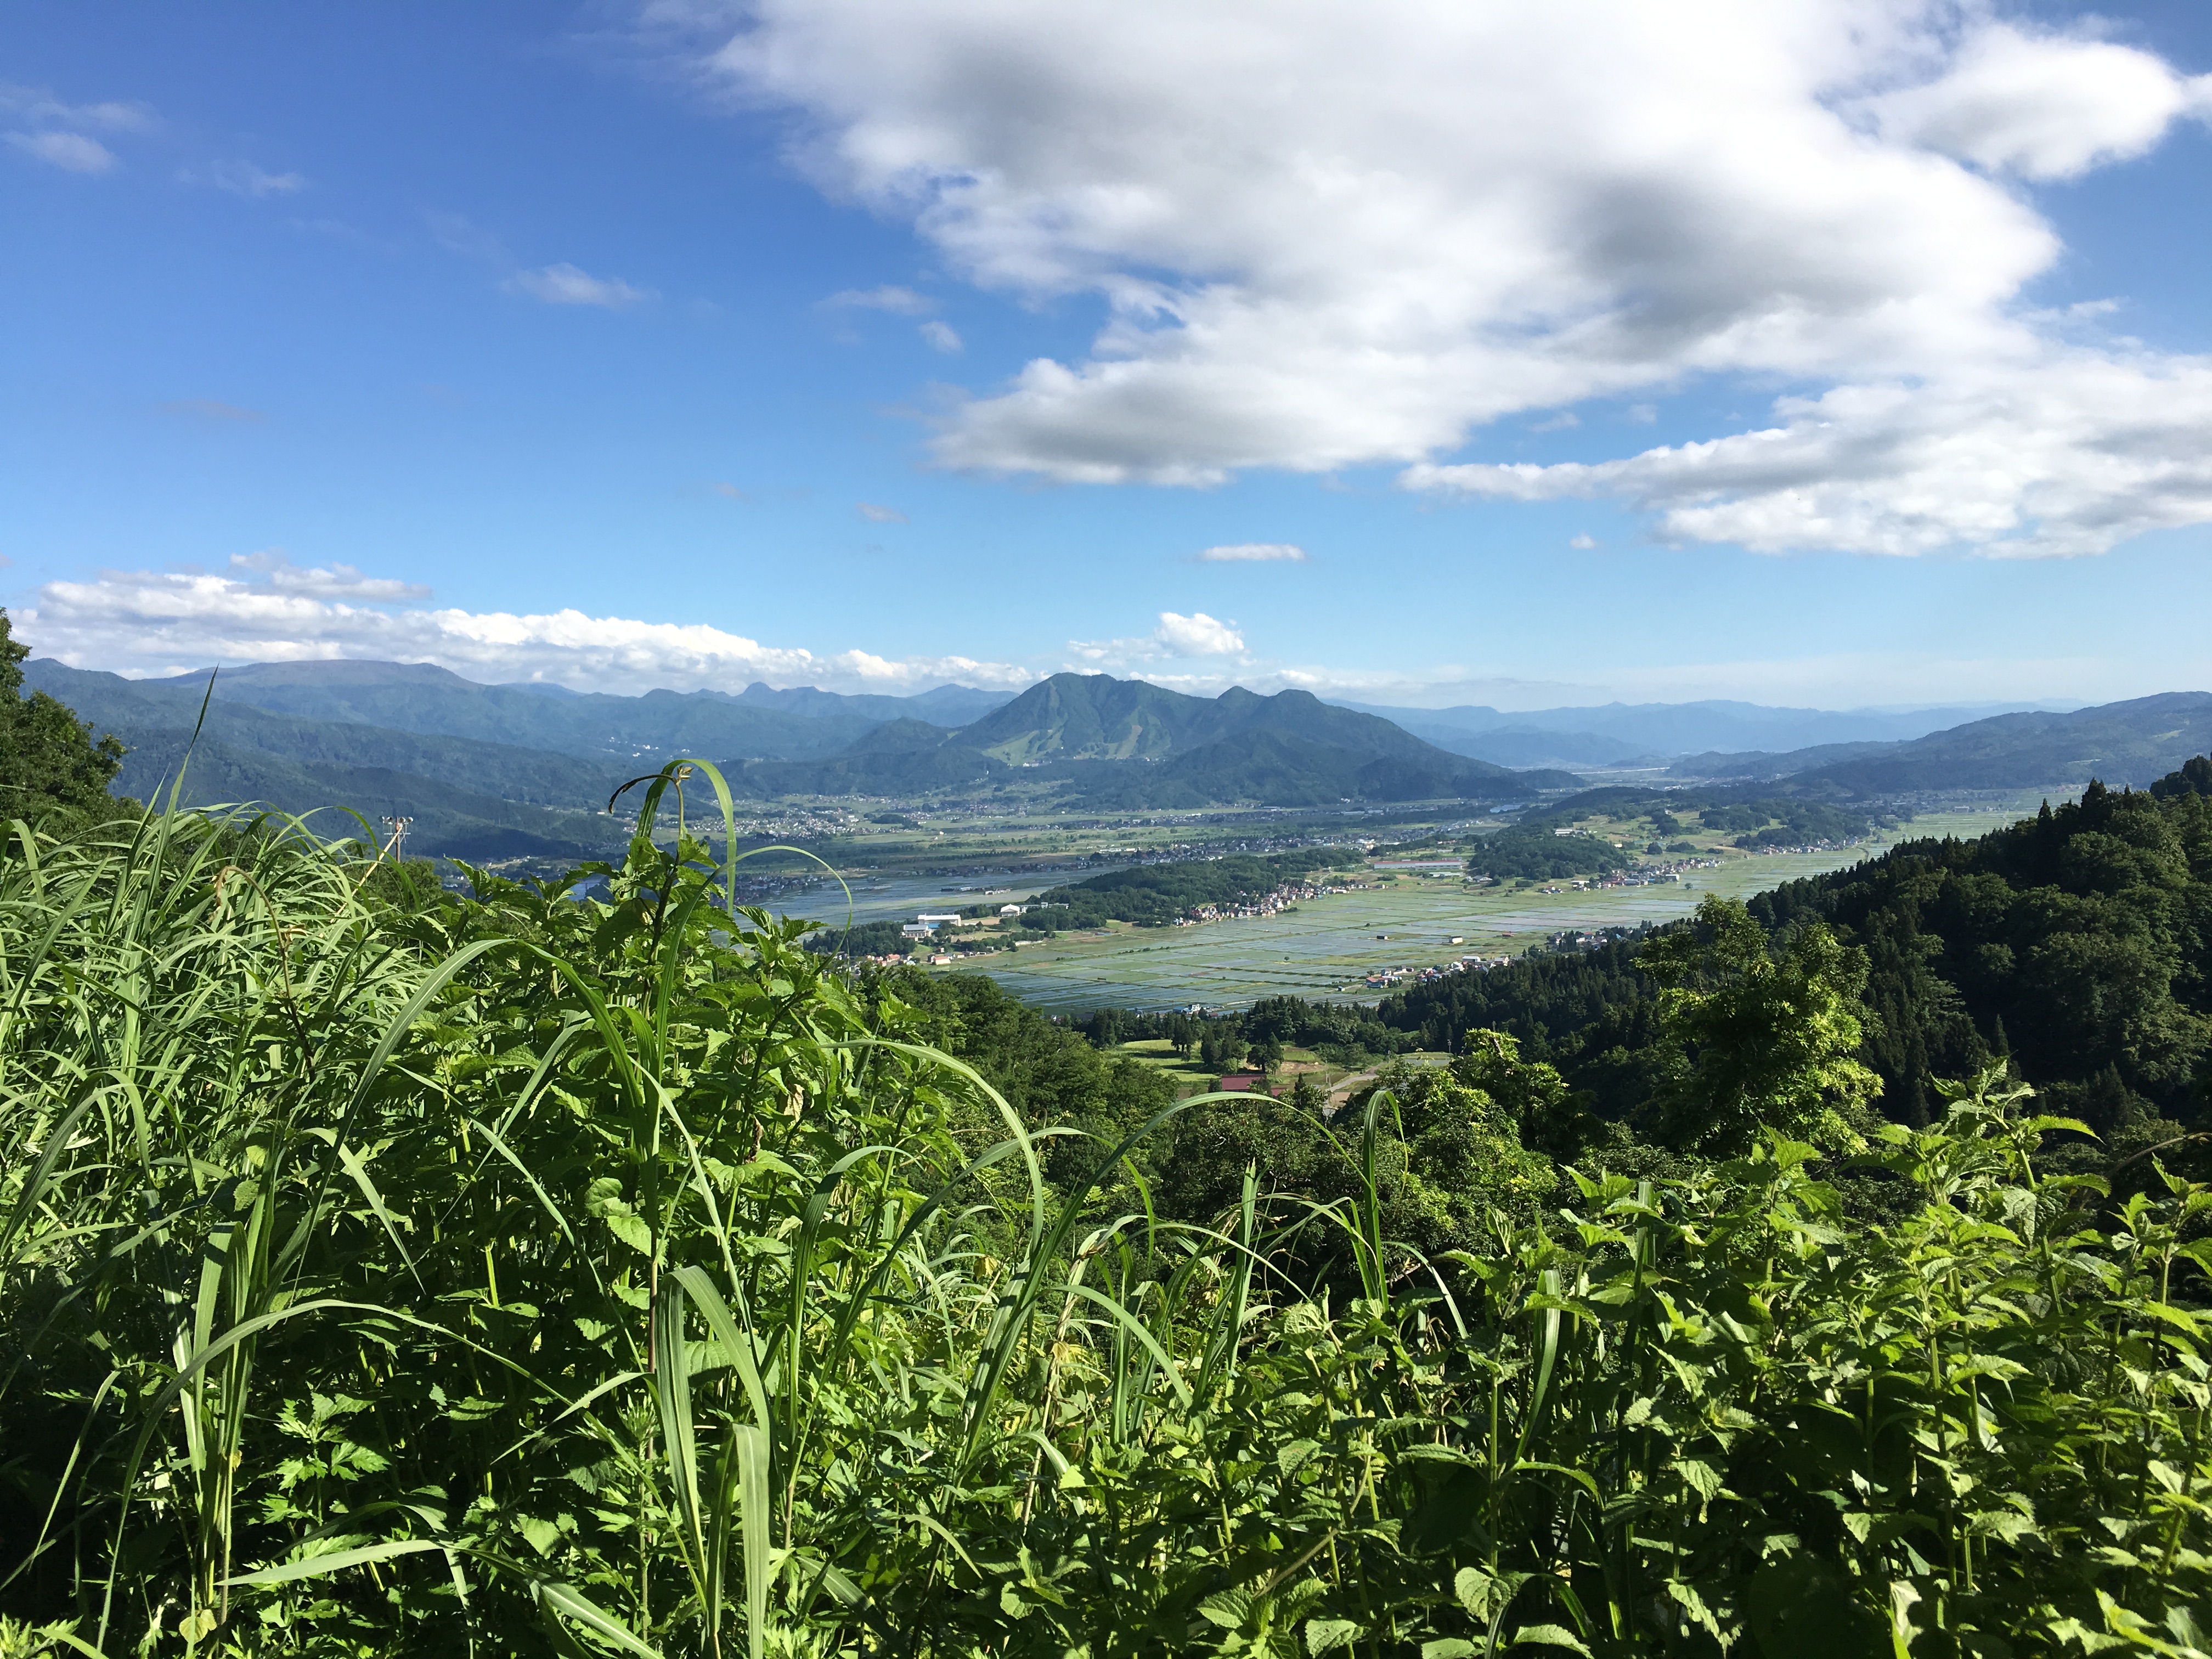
[731,674,1580,805]
[1385,769,2212,1137]
[1666,692,2212,793]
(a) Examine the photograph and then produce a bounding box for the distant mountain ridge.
[24,659,1577,845]
[723,673,1581,805]
[38,654,2186,852]
[22,661,631,860]
[726,681,1011,726]
[136,659,984,763]
[1333,696,2067,769]
[1672,693,2212,794]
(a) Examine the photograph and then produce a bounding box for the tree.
[1166,1013,1200,1060]
[1249,1035,1284,1080]
[1453,1028,1594,1160]
[0,609,126,830]
[1639,895,1883,1154]
[2151,753,2212,801]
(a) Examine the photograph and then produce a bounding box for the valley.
[765,795,2055,1009]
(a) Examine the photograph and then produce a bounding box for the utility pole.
[380,815,413,862]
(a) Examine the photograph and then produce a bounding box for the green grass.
[5,778,2207,1657]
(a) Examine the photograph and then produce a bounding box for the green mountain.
[23,661,629,860]
[720,673,1579,805]
[729,681,1012,726]
[139,659,884,761]
[110,730,622,861]
[1671,692,2212,795]
[26,660,1574,833]
[960,675,1498,768]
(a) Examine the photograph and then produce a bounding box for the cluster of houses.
[1171,877,1353,926]
[1356,951,1516,991]
[1538,854,1725,895]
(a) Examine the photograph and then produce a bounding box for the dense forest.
[1381,772,2212,1144]
[10,655,2212,1657]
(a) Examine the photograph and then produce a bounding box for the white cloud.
[7,130,115,173]
[1405,350,2212,558]
[226,550,428,601]
[1155,611,1244,654]
[680,1,2212,556]
[1865,24,2212,181]
[507,262,656,308]
[1194,543,1307,562]
[822,284,934,314]
[19,555,1035,694]
[1069,610,1245,664]
[186,159,307,196]
[711,481,751,500]
[856,501,909,523]
[918,319,963,352]
[1568,534,1598,550]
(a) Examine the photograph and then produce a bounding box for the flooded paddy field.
[949,798,2055,1012]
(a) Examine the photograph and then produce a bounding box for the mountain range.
[1331,697,2067,769]
[22,660,1574,854]
[1666,692,2212,795]
[716,675,1576,806]
[24,654,2210,857]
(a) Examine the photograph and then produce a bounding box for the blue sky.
[4,1,2211,709]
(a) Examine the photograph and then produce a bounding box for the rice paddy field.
[927,797,2058,1011]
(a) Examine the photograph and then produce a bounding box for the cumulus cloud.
[507,262,656,308]
[856,501,909,523]
[1406,351,2212,558]
[1865,24,2212,180]
[18,554,1035,694]
[1569,534,1598,550]
[918,319,963,352]
[1069,610,1245,664]
[680,0,2212,556]
[7,130,116,173]
[1155,611,1244,654]
[185,159,307,196]
[1194,543,1307,562]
